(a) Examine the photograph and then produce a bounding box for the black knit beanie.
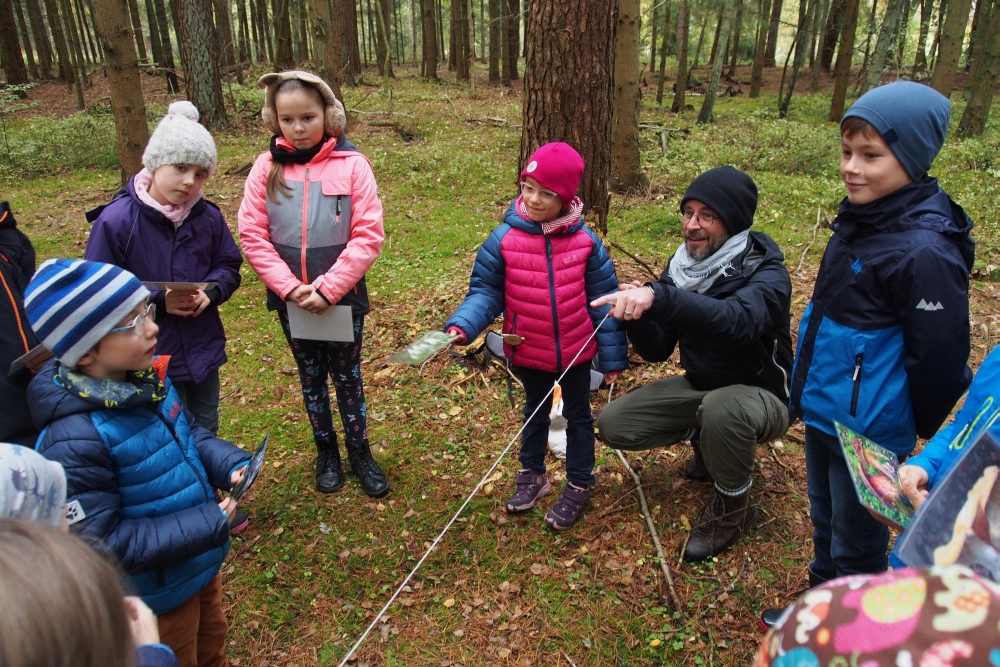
[679,166,758,236]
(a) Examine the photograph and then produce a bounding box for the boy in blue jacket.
[24,259,250,667]
[789,81,975,583]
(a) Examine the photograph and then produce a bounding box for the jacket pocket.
[850,352,864,418]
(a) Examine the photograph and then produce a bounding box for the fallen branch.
[464,116,519,127]
[444,93,459,116]
[795,206,824,274]
[607,240,661,282]
[347,108,414,117]
[613,443,684,616]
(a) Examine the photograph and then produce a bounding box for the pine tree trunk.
[27,0,55,79]
[80,0,102,62]
[177,0,228,128]
[44,0,74,83]
[235,0,250,61]
[859,0,906,92]
[913,0,934,70]
[811,0,829,89]
[965,0,990,81]
[828,0,858,119]
[436,0,445,62]
[151,0,179,91]
[422,0,437,77]
[504,0,518,79]
[694,10,708,65]
[214,0,239,74]
[957,0,999,135]
[610,0,649,194]
[521,0,616,233]
[124,0,148,60]
[313,0,348,105]
[661,0,672,61]
[93,0,149,181]
[656,0,672,104]
[750,0,773,95]
[145,0,164,64]
[374,0,392,78]
[820,0,846,69]
[929,0,971,93]
[272,0,294,66]
[778,0,812,117]
[672,0,690,111]
[488,0,500,80]
[709,2,725,63]
[727,0,744,75]
[699,1,730,123]
[0,0,29,84]
[764,0,783,65]
[61,0,91,89]
[13,0,38,80]
[343,0,359,75]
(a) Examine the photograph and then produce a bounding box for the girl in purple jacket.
[445,143,628,531]
[85,102,243,438]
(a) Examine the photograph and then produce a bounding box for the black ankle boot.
[683,486,758,562]
[315,448,345,494]
[347,441,390,497]
[759,565,832,631]
[683,430,710,482]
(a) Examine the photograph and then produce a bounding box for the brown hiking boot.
[683,430,710,482]
[682,486,758,562]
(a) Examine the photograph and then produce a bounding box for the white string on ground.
[337,312,612,666]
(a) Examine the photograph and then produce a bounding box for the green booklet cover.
[388,331,453,365]
[835,422,914,528]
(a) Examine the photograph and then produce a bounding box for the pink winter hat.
[520,142,585,206]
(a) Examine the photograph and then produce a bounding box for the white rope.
[337,312,612,665]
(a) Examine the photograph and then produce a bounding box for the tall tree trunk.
[505,0,518,78]
[764,0,783,65]
[247,0,260,59]
[929,0,949,70]
[27,0,55,79]
[79,0,102,62]
[145,0,164,64]
[488,0,499,80]
[672,0,690,111]
[811,0,829,89]
[61,0,91,88]
[313,0,348,105]
[289,0,302,59]
[656,0,672,104]
[778,0,812,117]
[342,0,359,75]
[272,0,294,66]
[709,2,725,63]
[215,0,242,82]
[521,0,616,233]
[694,8,708,65]
[929,0,971,93]
[750,0,773,95]
[436,0,445,62]
[374,0,392,78]
[422,0,437,77]
[859,0,906,92]
[44,0,75,83]
[650,0,659,74]
[611,0,649,194]
[913,0,933,69]
[93,0,149,181]
[727,0,744,75]
[965,0,990,81]
[828,0,858,119]
[820,0,846,69]
[13,0,38,80]
[177,0,228,128]
[0,0,29,84]
[451,0,466,77]
[152,0,179,91]
[957,0,999,135]
[256,0,273,61]
[125,0,148,61]
[699,1,730,123]
[236,0,250,61]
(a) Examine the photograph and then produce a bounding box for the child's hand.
[298,290,330,314]
[218,497,238,523]
[231,465,247,487]
[188,290,210,317]
[899,464,930,511]
[286,284,314,304]
[165,288,200,316]
[124,596,160,646]
[604,371,621,384]
[446,327,466,344]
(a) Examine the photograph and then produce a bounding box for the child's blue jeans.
[516,363,595,487]
[805,425,889,578]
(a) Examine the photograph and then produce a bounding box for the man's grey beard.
[686,233,730,261]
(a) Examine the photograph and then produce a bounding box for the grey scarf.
[667,230,752,294]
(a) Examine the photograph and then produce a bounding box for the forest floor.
[3,61,1000,666]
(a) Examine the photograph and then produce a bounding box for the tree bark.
[488,0,499,80]
[13,0,38,80]
[151,0,179,92]
[375,0,393,75]
[177,0,228,128]
[656,0,671,104]
[693,9,708,65]
[859,0,906,92]
[145,0,164,64]
[610,0,649,194]
[93,0,149,181]
[26,0,54,79]
[503,0,518,79]
[61,0,91,87]
[727,0,744,75]
[342,0,360,76]
[811,0,829,89]
[0,0,29,84]
[272,0,294,66]
[764,0,783,65]
[215,0,242,82]
[44,0,74,83]
[313,0,347,105]
[235,0,250,61]
[650,0,659,73]
[778,0,811,118]
[957,0,999,135]
[750,0,773,95]
[699,1,730,123]
[913,0,933,70]
[521,0,616,233]
[965,0,990,81]
[124,0,148,61]
[820,0,846,69]
[828,0,858,119]
[929,0,971,93]
[422,0,437,77]
[709,2,725,63]
[672,0,689,111]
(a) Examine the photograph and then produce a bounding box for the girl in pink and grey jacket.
[238,71,388,498]
[445,143,628,531]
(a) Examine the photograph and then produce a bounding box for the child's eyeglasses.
[681,208,721,229]
[110,303,156,336]
[520,182,559,203]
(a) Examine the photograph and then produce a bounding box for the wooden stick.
[795,206,824,274]
[607,240,661,281]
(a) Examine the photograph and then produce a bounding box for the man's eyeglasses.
[110,303,156,336]
[520,181,559,203]
[681,208,721,229]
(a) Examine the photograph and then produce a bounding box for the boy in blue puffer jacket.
[789,81,975,583]
[24,259,250,667]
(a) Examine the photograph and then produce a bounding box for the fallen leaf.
[496,648,511,658]
[650,639,661,647]
[438,412,449,420]
[680,514,691,532]
[529,563,547,575]
[448,405,461,416]
[453,629,464,637]
[563,559,576,568]
[319,522,331,535]
[443,598,456,607]
[272,526,284,537]
[399,597,415,606]
[338,549,350,560]
[403,508,416,518]
[248,620,259,631]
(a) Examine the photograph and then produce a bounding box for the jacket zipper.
[301,167,310,282]
[154,411,212,504]
[545,237,562,372]
[850,352,864,418]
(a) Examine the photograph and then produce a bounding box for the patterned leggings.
[277,310,368,453]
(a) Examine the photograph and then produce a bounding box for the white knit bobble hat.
[142,101,218,175]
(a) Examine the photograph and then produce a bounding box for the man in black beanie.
[592,166,793,561]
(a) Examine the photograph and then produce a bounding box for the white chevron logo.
[916,299,944,311]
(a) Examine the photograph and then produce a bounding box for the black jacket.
[626,231,793,401]
[0,201,40,446]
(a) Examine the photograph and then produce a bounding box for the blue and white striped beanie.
[24,259,149,367]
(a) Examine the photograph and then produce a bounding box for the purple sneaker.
[545,483,591,531]
[505,469,552,514]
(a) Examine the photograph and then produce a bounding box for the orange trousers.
[157,574,229,667]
